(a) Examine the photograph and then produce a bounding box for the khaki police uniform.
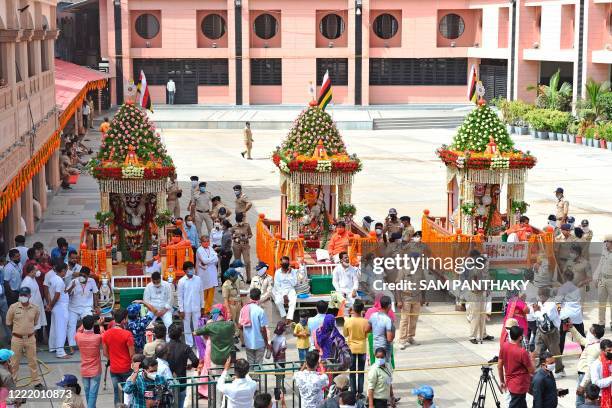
[242,127,253,159]
[166,179,182,218]
[222,279,242,335]
[235,193,252,216]
[232,222,253,280]
[555,197,569,226]
[6,302,41,385]
[211,201,233,222]
[565,257,592,305]
[596,246,612,325]
[396,266,424,345]
[191,190,213,236]
[401,224,416,242]
[465,265,490,342]
[383,217,403,238]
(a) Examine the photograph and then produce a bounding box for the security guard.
[222,268,242,339]
[595,235,612,327]
[190,181,213,236]
[211,196,233,222]
[6,287,42,388]
[166,173,182,218]
[383,208,403,239]
[188,175,199,219]
[233,185,252,217]
[241,122,253,160]
[554,187,569,226]
[232,213,253,281]
[395,253,425,349]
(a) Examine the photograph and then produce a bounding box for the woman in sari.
[315,314,344,360]
[196,304,230,398]
[500,290,529,346]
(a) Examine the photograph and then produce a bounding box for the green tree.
[527,70,572,111]
[584,78,610,120]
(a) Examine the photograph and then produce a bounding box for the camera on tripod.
[472,365,501,408]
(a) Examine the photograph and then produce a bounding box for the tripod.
[471,366,501,408]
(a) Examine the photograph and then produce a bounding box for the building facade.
[92,0,611,106]
[0,0,62,246]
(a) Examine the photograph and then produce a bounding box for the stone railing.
[0,86,13,112]
[28,76,40,95]
[41,71,54,89]
[16,82,26,101]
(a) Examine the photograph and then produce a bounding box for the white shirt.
[166,80,176,92]
[534,300,561,329]
[590,358,612,390]
[332,264,360,294]
[216,370,257,408]
[210,229,223,247]
[273,268,298,296]
[20,275,47,329]
[294,370,329,408]
[145,261,162,275]
[66,263,82,286]
[157,358,174,381]
[177,275,203,313]
[557,281,583,324]
[68,277,99,312]
[196,246,218,290]
[43,270,57,290]
[49,275,69,306]
[82,104,90,115]
[7,246,28,269]
[143,281,173,311]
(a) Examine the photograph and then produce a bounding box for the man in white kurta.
[66,267,99,349]
[143,272,174,333]
[332,251,360,308]
[272,256,298,323]
[47,265,69,358]
[177,262,203,346]
[196,235,218,313]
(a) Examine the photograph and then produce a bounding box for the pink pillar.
[6,200,22,244]
[21,181,34,235]
[47,150,61,191]
[34,166,48,211]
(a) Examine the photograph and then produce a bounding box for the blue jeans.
[82,374,101,408]
[576,373,585,407]
[298,348,308,361]
[178,389,186,408]
[110,371,131,406]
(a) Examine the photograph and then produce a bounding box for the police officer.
[166,173,182,218]
[395,253,425,349]
[222,268,242,340]
[211,196,232,223]
[554,187,569,227]
[233,185,252,217]
[383,208,402,240]
[191,181,213,236]
[232,213,253,281]
[595,235,612,327]
[7,287,42,388]
[188,175,199,219]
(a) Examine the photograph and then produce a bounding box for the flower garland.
[121,165,145,179]
[272,152,362,174]
[436,146,536,170]
[490,156,510,170]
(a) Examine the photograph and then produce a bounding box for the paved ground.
[17,112,612,407]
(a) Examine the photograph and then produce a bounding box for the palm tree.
[527,70,572,111]
[584,78,610,119]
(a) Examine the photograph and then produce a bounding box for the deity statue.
[123,193,147,227]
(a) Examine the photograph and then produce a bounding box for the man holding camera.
[123,356,167,408]
[216,357,257,408]
[532,287,564,377]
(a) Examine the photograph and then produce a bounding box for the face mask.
[186,268,194,277]
[79,276,87,284]
[19,296,29,304]
[375,228,383,235]
[154,283,161,288]
[234,190,241,197]
[257,267,268,276]
[300,318,307,325]
[13,259,19,265]
[102,279,108,287]
[199,187,206,193]
[607,352,612,361]
[191,181,198,188]
[202,242,210,248]
[68,261,76,267]
[586,332,597,343]
[146,371,157,380]
[35,270,41,278]
[582,226,590,232]
[376,358,386,367]
[281,263,290,269]
[214,223,221,230]
[506,328,511,338]
[545,363,556,372]
[186,221,193,227]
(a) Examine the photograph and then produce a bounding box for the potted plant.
[597,122,612,149]
[567,121,579,143]
[510,100,535,135]
[525,109,547,139]
[584,127,595,146]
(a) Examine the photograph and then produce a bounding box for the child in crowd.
[294,310,310,361]
[271,320,288,391]
[124,354,145,407]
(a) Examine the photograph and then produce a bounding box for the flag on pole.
[467,64,478,103]
[137,70,153,111]
[317,70,332,111]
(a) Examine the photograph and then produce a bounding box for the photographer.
[532,288,564,377]
[123,356,167,408]
[216,356,257,408]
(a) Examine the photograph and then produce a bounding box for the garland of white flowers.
[121,165,145,178]
[490,156,510,169]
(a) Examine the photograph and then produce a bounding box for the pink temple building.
[56,0,612,106]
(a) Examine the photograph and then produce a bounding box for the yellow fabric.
[293,323,310,349]
[342,316,369,354]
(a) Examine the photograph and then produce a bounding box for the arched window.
[319,14,345,40]
[201,14,226,39]
[373,13,398,39]
[439,14,465,40]
[135,14,160,39]
[253,13,278,40]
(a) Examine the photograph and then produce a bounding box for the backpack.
[538,313,553,334]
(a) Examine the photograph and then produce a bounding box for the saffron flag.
[137,70,153,112]
[317,70,332,111]
[467,64,478,103]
